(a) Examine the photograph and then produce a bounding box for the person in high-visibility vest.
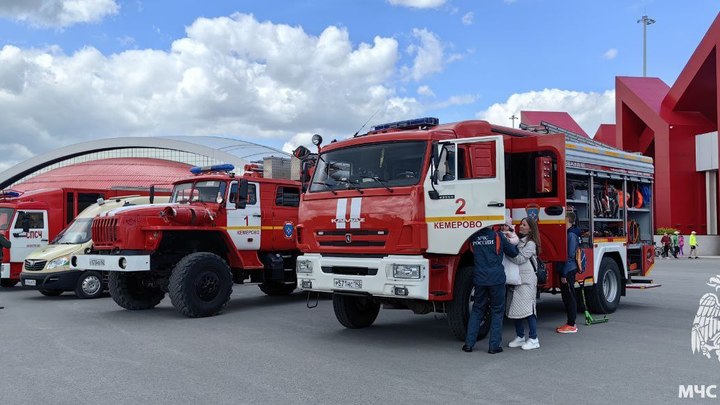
[689,231,699,259]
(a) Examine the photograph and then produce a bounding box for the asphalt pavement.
[1,257,719,405]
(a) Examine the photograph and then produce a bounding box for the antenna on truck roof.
[353,108,381,137]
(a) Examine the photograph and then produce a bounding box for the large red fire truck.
[73,162,302,318]
[295,118,657,340]
[0,187,164,287]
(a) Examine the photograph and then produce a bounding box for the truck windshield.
[52,218,92,244]
[310,141,427,192]
[171,181,227,204]
[0,208,14,230]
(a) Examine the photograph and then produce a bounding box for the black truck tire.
[1,279,19,288]
[108,272,165,310]
[168,252,233,318]
[332,294,380,329]
[75,271,104,299]
[259,282,296,296]
[447,266,490,341]
[39,289,63,296]
[587,257,622,314]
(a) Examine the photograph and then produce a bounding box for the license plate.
[24,279,36,286]
[334,278,362,289]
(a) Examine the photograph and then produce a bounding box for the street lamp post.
[509,114,518,128]
[637,15,656,77]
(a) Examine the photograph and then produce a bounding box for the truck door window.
[0,208,14,230]
[14,212,44,229]
[275,187,300,207]
[437,144,456,181]
[246,184,257,205]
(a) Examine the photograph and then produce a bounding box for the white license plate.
[24,279,36,286]
[334,278,362,289]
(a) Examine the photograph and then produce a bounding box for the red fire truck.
[73,163,302,318]
[0,187,164,287]
[295,118,657,340]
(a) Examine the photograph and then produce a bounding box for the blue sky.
[0,0,717,170]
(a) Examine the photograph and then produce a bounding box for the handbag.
[530,256,547,284]
[503,256,521,286]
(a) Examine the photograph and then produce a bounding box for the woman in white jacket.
[506,217,541,350]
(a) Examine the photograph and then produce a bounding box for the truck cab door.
[226,181,261,251]
[506,133,566,262]
[10,210,49,262]
[424,135,505,254]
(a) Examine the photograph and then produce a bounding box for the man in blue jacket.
[557,212,581,334]
[463,226,520,353]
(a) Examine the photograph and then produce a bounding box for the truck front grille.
[92,217,118,245]
[24,260,47,271]
[316,229,387,248]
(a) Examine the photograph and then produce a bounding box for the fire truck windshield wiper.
[312,182,337,195]
[359,176,393,193]
[336,178,364,194]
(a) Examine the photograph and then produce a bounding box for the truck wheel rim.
[196,272,220,302]
[82,276,101,295]
[602,271,618,303]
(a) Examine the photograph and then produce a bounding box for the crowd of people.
[461,213,581,354]
[660,230,699,259]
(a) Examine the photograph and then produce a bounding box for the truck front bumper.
[72,254,150,272]
[296,254,429,300]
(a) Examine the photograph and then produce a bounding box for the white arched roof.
[0,135,288,189]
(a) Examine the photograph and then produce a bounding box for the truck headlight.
[47,257,70,270]
[297,260,313,274]
[392,264,422,279]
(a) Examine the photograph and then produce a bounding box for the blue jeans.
[465,283,505,350]
[514,315,537,339]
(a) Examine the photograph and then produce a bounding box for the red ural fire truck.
[0,188,164,287]
[73,162,302,318]
[296,118,657,340]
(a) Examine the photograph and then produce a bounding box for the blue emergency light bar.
[190,163,235,175]
[0,190,21,198]
[372,117,439,131]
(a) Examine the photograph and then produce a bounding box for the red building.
[522,13,720,236]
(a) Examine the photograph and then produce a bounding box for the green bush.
[656,227,679,235]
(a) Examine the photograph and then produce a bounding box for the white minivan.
[20,195,169,298]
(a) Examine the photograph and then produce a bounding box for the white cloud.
[117,35,136,47]
[282,132,315,154]
[603,48,618,60]
[387,0,447,9]
[417,85,435,97]
[475,88,616,136]
[0,0,119,28]
[432,94,477,109]
[462,12,474,25]
[404,28,445,81]
[0,13,430,165]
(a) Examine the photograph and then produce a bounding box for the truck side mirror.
[236,179,249,209]
[149,185,155,204]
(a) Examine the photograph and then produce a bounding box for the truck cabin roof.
[318,119,541,153]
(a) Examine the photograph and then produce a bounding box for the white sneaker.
[508,336,526,348]
[522,338,540,350]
